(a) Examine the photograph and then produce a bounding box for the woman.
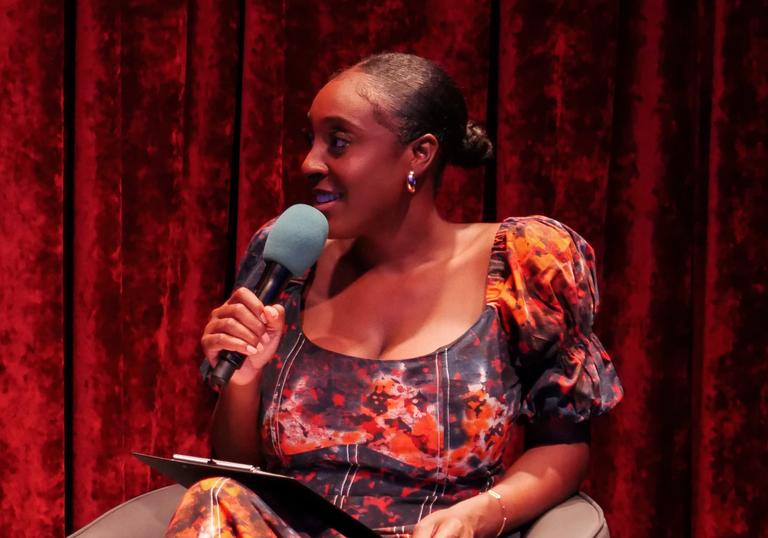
[167,53,623,538]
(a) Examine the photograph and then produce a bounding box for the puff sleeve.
[231,219,275,290]
[488,216,623,443]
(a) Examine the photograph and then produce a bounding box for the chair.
[67,487,609,537]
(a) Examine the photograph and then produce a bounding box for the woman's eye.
[329,134,350,153]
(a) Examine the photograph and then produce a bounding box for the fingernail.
[261,333,271,344]
[256,343,264,354]
[259,312,267,324]
[246,345,258,355]
[265,306,277,319]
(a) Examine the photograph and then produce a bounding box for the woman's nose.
[301,144,327,181]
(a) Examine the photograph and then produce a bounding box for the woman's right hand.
[201,287,285,386]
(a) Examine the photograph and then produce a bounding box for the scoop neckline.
[294,220,509,362]
[299,305,496,362]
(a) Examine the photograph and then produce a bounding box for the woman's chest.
[302,253,492,360]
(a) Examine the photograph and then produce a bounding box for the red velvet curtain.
[0,1,765,536]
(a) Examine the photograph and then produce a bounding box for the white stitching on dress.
[215,478,230,538]
[265,335,301,455]
[426,351,442,515]
[336,444,353,508]
[345,443,360,504]
[441,347,450,498]
[416,353,441,522]
[270,335,305,460]
[269,334,303,452]
[208,477,227,538]
[337,443,360,509]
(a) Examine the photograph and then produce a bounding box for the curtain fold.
[695,1,768,535]
[593,1,703,534]
[236,0,286,257]
[0,2,65,534]
[0,0,764,536]
[72,0,235,525]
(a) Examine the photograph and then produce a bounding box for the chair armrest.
[521,492,609,538]
[67,485,608,538]
[67,484,186,538]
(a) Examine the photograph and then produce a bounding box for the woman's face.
[302,70,411,239]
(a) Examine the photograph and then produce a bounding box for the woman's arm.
[412,442,590,538]
[209,373,265,464]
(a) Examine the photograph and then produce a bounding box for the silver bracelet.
[487,489,508,537]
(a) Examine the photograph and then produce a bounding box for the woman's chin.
[324,218,360,241]
[311,198,354,237]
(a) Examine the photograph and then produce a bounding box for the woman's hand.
[411,513,474,537]
[410,504,482,538]
[411,493,502,538]
[201,287,285,385]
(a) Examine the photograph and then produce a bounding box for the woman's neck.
[342,195,458,272]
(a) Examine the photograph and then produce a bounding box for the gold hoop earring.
[406,170,417,193]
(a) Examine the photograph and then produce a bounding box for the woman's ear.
[408,134,439,177]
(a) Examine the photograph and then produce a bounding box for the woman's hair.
[346,52,493,176]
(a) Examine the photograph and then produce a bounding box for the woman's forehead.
[308,72,385,130]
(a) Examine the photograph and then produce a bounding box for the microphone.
[208,204,328,388]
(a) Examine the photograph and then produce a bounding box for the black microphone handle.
[208,261,292,389]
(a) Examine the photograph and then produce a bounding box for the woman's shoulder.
[468,214,579,237]
[485,216,598,280]
[246,217,279,244]
[234,217,279,287]
[496,215,585,255]
[486,215,598,291]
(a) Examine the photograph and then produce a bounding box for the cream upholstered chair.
[67,486,609,537]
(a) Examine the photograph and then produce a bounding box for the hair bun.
[450,120,494,168]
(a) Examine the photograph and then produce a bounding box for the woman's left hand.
[410,503,482,538]
[411,491,505,538]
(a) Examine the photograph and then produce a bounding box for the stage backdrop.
[0,0,765,536]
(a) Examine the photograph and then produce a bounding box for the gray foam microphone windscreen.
[263,204,329,275]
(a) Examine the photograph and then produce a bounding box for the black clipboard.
[133,452,380,537]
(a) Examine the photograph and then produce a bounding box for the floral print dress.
[167,216,623,537]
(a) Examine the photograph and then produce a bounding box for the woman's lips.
[312,190,343,207]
